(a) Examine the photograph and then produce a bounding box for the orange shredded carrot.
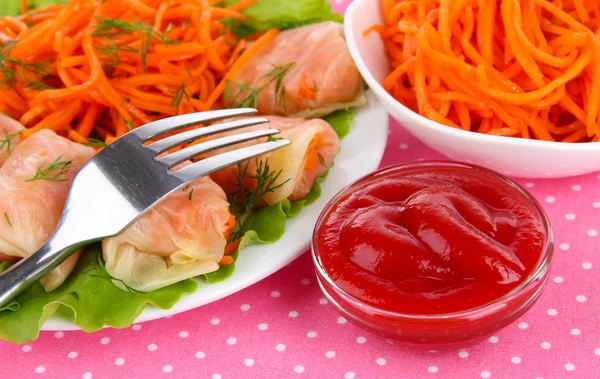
[67,129,89,144]
[0,0,263,143]
[219,255,234,265]
[372,0,600,142]
[224,240,241,256]
[298,75,317,100]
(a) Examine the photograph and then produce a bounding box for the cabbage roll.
[101,175,233,292]
[227,21,366,118]
[207,116,340,206]
[0,130,95,291]
[0,114,25,166]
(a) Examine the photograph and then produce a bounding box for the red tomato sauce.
[316,165,547,315]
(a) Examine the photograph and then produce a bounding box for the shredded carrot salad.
[0,0,280,144]
[369,0,600,142]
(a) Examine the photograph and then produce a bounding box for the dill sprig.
[161,23,179,47]
[224,81,260,109]
[0,128,24,154]
[24,81,56,90]
[0,41,53,88]
[317,152,326,167]
[227,158,290,213]
[188,188,194,200]
[224,62,296,112]
[117,111,134,131]
[92,17,143,36]
[4,212,12,228]
[83,137,107,147]
[265,63,295,113]
[229,224,245,243]
[169,82,190,114]
[26,155,74,182]
[90,251,145,297]
[93,17,179,71]
[95,37,139,78]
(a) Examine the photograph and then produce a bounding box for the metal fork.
[0,108,289,307]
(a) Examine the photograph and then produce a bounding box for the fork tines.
[159,127,282,168]
[148,117,271,155]
[131,108,291,179]
[133,108,260,141]
[173,139,291,182]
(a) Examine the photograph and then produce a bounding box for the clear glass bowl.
[311,161,554,347]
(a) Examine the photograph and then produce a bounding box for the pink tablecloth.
[2,1,600,378]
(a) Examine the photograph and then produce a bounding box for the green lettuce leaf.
[0,0,67,17]
[224,0,343,37]
[0,247,197,344]
[324,108,355,140]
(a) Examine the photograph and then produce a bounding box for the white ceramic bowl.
[345,0,600,179]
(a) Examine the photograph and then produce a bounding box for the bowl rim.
[311,160,555,320]
[344,0,600,152]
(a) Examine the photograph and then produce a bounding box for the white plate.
[42,90,389,331]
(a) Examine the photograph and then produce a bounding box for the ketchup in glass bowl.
[312,162,553,346]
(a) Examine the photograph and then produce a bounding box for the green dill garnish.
[90,251,145,297]
[182,184,190,191]
[224,62,296,112]
[139,28,152,71]
[93,17,178,71]
[229,225,244,242]
[317,152,326,167]
[125,119,134,130]
[224,81,260,108]
[227,158,290,213]
[25,81,56,90]
[0,128,24,154]
[83,138,107,147]
[4,212,12,228]
[160,24,179,47]
[267,135,284,142]
[169,82,190,114]
[26,155,74,182]
[188,188,194,200]
[1,41,53,88]
[264,63,295,113]
[117,112,134,131]
[95,37,139,78]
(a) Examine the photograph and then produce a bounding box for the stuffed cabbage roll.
[227,21,366,118]
[207,116,340,206]
[0,130,95,291]
[101,175,233,292]
[0,114,25,166]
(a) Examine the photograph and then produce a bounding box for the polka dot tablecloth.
[2,1,600,378]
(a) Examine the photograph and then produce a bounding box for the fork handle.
[0,240,80,308]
